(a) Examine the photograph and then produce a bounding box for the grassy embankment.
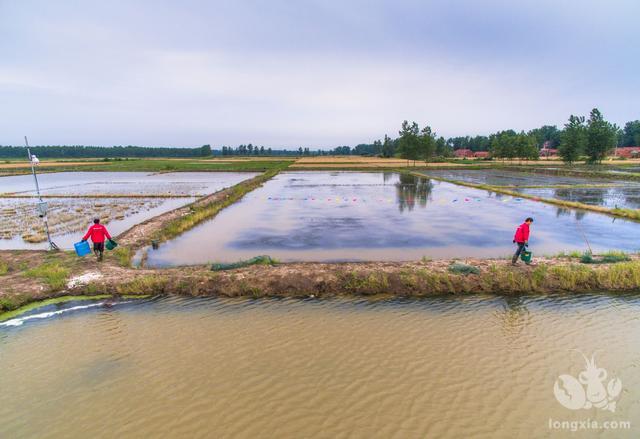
[0,157,295,176]
[412,171,640,221]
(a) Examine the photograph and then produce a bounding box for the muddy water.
[145,172,640,266]
[0,295,638,438]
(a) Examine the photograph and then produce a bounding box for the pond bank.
[2,250,640,316]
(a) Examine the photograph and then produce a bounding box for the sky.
[0,0,638,148]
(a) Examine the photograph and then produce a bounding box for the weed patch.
[24,262,70,290]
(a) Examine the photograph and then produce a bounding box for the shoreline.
[2,251,640,319]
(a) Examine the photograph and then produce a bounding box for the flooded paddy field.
[419,169,635,187]
[513,186,640,210]
[0,171,258,196]
[145,172,640,267]
[0,171,258,249]
[1,294,638,438]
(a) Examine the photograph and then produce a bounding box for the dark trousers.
[512,242,526,263]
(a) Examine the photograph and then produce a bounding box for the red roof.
[454,149,474,158]
[615,147,640,158]
[473,151,490,158]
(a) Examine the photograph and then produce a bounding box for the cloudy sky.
[1,0,638,148]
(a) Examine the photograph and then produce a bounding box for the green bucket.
[521,250,532,264]
[105,239,118,251]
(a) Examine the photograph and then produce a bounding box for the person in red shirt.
[82,218,112,261]
[512,217,533,265]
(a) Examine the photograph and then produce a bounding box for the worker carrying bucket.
[512,217,533,265]
[80,218,114,261]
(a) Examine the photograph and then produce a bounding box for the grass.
[0,260,8,276]
[3,158,294,174]
[112,247,132,267]
[448,263,480,275]
[24,261,70,290]
[580,250,631,264]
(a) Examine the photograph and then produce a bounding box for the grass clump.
[580,251,631,264]
[0,260,8,276]
[112,247,132,267]
[448,263,480,276]
[24,262,70,290]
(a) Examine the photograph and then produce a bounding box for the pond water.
[0,294,638,438]
[513,186,640,210]
[145,172,640,267]
[420,169,631,187]
[0,171,258,249]
[0,171,258,196]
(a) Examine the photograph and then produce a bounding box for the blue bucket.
[74,241,91,257]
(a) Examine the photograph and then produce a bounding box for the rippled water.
[145,171,640,266]
[1,294,638,438]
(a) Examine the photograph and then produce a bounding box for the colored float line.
[257,196,528,203]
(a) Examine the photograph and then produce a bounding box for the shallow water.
[420,169,633,187]
[145,172,640,266]
[513,186,640,209]
[0,294,638,438]
[0,171,258,196]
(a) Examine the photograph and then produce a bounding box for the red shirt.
[82,224,112,243]
[513,222,530,243]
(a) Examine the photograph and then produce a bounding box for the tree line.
[0,144,212,159]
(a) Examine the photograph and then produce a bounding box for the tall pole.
[24,136,58,251]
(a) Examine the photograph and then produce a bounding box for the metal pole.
[24,136,58,251]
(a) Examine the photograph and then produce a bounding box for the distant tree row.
[0,144,212,158]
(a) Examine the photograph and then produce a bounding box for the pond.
[419,169,633,187]
[144,172,640,267]
[513,186,640,210]
[1,294,638,437]
[0,172,258,249]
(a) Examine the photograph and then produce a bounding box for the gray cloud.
[0,0,638,147]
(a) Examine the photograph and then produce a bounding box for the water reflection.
[395,174,433,212]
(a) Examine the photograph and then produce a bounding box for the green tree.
[528,125,561,148]
[621,120,640,146]
[585,108,617,164]
[398,120,421,165]
[381,134,394,158]
[419,125,436,163]
[435,136,449,157]
[559,115,586,164]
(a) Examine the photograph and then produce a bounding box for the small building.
[615,146,640,158]
[454,149,474,158]
[540,148,558,157]
[473,151,490,158]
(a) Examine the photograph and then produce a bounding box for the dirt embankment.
[2,250,640,314]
